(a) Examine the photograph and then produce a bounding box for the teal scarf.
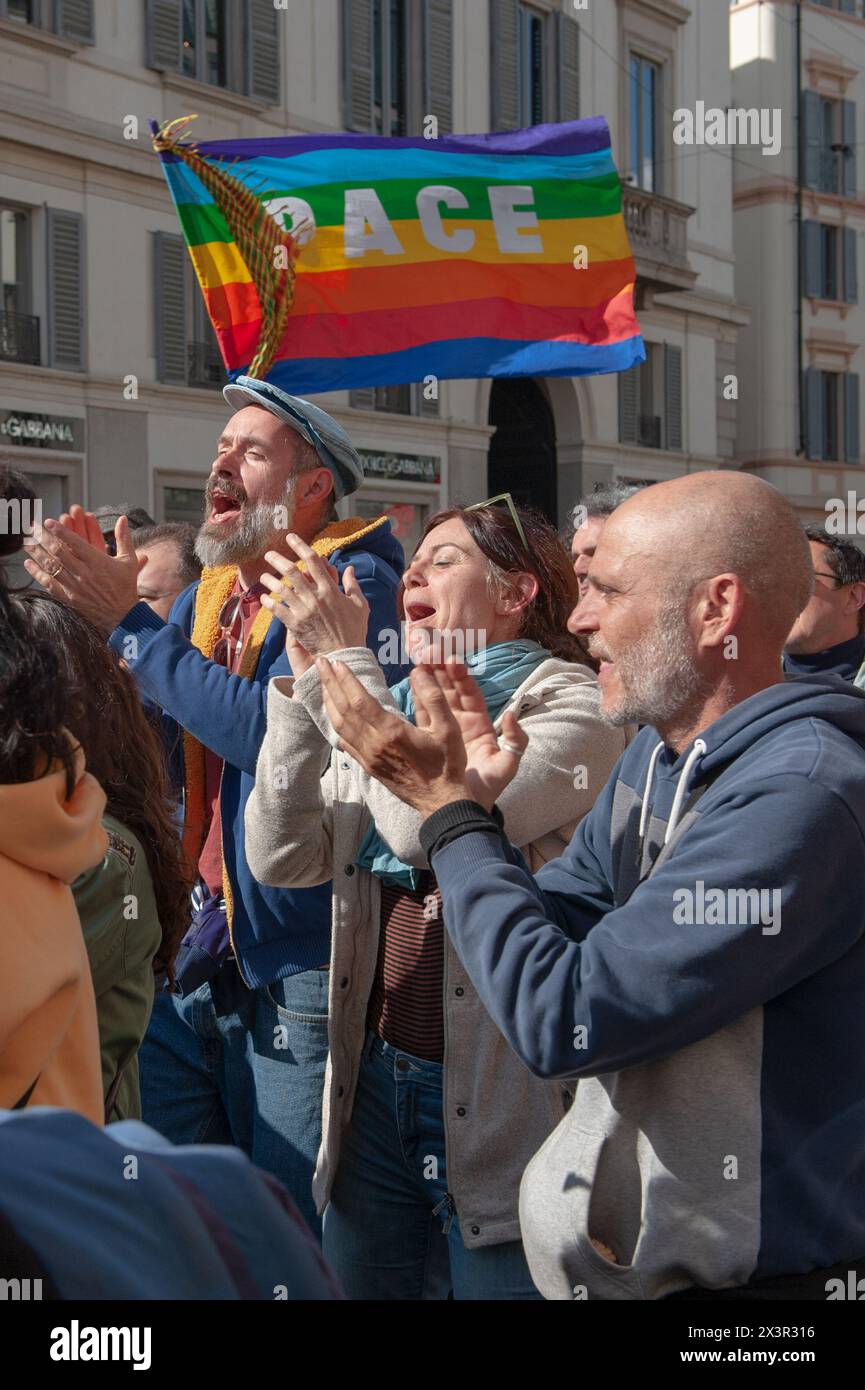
[356,640,549,889]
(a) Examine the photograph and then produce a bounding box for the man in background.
[570,483,641,594]
[131,522,202,621]
[784,527,865,682]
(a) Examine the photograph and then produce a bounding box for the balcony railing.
[621,183,697,294]
[0,311,40,365]
[187,340,227,389]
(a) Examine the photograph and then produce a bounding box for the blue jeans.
[140,962,329,1237]
[323,1033,542,1300]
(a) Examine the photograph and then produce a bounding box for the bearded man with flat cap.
[24,377,406,1235]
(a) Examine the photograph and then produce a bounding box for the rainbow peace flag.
[152,116,644,395]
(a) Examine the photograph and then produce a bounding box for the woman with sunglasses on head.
[245,500,632,1300]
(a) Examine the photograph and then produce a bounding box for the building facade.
[1,0,742,563]
[731,0,864,528]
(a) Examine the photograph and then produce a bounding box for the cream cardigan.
[245,648,630,1248]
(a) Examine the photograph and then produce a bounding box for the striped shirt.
[367,874,444,1062]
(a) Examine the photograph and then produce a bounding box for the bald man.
[316,470,865,1301]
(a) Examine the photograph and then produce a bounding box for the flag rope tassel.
[151,115,303,378]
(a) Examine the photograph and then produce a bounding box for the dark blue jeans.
[140,962,329,1237]
[323,1032,542,1300]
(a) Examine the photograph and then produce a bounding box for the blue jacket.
[422,675,865,1297]
[0,1107,342,1299]
[110,518,405,988]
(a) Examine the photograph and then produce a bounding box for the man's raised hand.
[23,514,144,634]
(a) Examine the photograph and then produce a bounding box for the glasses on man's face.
[813,571,843,589]
[213,593,244,668]
[464,492,529,550]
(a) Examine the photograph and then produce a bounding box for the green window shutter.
[843,226,858,304]
[54,0,94,42]
[247,0,280,105]
[46,208,85,371]
[490,0,519,131]
[842,101,856,197]
[555,10,579,122]
[846,372,860,463]
[424,0,453,136]
[618,366,638,445]
[343,0,375,132]
[146,0,182,71]
[153,231,188,386]
[805,367,823,460]
[664,344,682,451]
[803,221,822,297]
[802,90,823,192]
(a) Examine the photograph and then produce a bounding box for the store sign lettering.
[359,449,440,484]
[0,411,84,450]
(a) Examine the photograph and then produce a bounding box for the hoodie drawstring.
[638,741,665,858]
[638,737,709,861]
[664,739,708,845]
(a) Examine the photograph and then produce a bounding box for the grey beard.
[602,600,709,730]
[195,485,296,570]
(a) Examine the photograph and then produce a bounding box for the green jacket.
[72,814,162,1122]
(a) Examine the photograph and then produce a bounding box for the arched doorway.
[487,378,558,525]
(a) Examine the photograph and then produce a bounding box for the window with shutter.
[247,0,280,105]
[490,0,519,131]
[805,367,823,460]
[802,90,824,192]
[146,0,182,71]
[555,10,579,122]
[842,100,856,198]
[618,366,638,445]
[54,0,93,42]
[343,0,375,132]
[846,372,860,463]
[803,220,822,298]
[843,226,858,304]
[664,344,682,451]
[424,0,452,135]
[46,208,84,372]
[349,388,377,410]
[153,231,187,386]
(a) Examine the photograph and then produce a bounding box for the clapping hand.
[317,658,527,819]
[262,532,370,678]
[23,511,143,633]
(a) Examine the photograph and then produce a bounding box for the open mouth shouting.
[206,483,246,526]
[404,601,437,625]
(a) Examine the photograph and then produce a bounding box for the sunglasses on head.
[464,493,529,551]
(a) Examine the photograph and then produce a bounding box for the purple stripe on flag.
[157,117,612,164]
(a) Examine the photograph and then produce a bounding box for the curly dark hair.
[10,591,192,978]
[400,502,591,665]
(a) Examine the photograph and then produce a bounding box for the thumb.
[342,565,366,605]
[499,709,528,754]
[115,515,145,569]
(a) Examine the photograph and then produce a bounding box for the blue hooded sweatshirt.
[419,674,865,1299]
[109,517,406,989]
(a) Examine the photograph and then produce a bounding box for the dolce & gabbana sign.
[0,410,85,451]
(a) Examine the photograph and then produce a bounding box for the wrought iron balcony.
[620,182,697,294]
[0,311,40,365]
[187,340,226,389]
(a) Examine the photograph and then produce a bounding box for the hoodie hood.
[0,763,109,884]
[635,674,865,858]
